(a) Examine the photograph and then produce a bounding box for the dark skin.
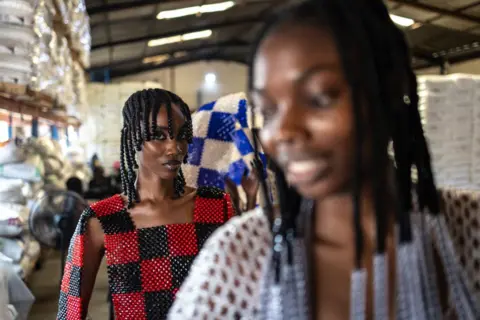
[251,24,397,320]
[79,104,196,318]
[225,161,261,213]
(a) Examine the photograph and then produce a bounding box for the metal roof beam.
[90,0,270,30]
[92,17,261,50]
[389,0,480,24]
[110,53,246,78]
[89,40,249,70]
[88,0,273,15]
[88,0,185,15]
[414,48,480,70]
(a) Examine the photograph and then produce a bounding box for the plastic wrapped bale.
[30,0,59,98]
[28,136,59,159]
[44,174,66,190]
[0,266,34,320]
[56,37,75,111]
[0,20,35,85]
[0,140,26,166]
[18,235,40,280]
[43,155,63,177]
[0,203,29,237]
[72,61,87,117]
[0,154,44,183]
[0,0,35,85]
[53,0,68,25]
[0,238,25,263]
[0,0,34,26]
[67,0,90,67]
[0,179,27,205]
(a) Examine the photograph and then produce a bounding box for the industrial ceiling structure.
[86,0,480,79]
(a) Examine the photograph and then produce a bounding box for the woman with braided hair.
[57,88,234,320]
[169,1,478,319]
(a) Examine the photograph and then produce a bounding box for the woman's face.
[138,104,189,180]
[251,23,355,199]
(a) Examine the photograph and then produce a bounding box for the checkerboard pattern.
[57,186,234,320]
[183,92,266,190]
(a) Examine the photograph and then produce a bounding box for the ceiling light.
[205,73,216,84]
[157,1,235,20]
[143,54,170,64]
[147,36,182,47]
[389,14,414,27]
[148,30,212,47]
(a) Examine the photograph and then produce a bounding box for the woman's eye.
[153,132,167,140]
[177,132,187,140]
[308,94,333,108]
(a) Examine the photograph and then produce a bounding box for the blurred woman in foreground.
[169,0,478,319]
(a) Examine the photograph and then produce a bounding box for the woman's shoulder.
[87,194,124,218]
[169,208,272,319]
[209,207,271,245]
[195,185,227,199]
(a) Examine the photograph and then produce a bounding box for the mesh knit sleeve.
[57,207,98,320]
[168,208,272,319]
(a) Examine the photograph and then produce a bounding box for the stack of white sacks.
[83,82,163,170]
[0,0,90,115]
[0,134,91,279]
[0,0,36,85]
[418,74,480,188]
[473,78,480,187]
[31,0,90,115]
[0,139,42,279]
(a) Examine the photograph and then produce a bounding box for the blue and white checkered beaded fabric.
[183,92,267,191]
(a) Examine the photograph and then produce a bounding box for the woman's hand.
[241,165,260,211]
[224,177,241,215]
[224,160,262,214]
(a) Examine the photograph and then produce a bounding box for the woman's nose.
[165,138,183,155]
[274,103,308,145]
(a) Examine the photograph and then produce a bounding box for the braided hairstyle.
[249,0,439,275]
[120,88,193,208]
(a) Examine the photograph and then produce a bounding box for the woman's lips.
[285,160,327,185]
[164,161,181,171]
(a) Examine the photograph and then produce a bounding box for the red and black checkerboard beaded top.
[57,186,234,320]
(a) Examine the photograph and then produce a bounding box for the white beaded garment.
[169,207,479,320]
[168,208,271,319]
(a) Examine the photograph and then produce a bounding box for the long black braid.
[248,0,439,284]
[120,88,193,208]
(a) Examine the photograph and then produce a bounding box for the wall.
[113,61,248,110]
[82,81,163,171]
[416,58,480,76]
[112,59,480,109]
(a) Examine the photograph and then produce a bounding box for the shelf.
[0,83,81,127]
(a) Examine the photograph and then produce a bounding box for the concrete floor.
[27,254,110,320]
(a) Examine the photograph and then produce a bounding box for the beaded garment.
[57,186,234,320]
[169,203,479,319]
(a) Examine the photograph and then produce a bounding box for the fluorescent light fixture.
[205,73,216,84]
[182,30,212,41]
[143,54,170,64]
[148,29,212,47]
[157,1,235,20]
[389,14,414,27]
